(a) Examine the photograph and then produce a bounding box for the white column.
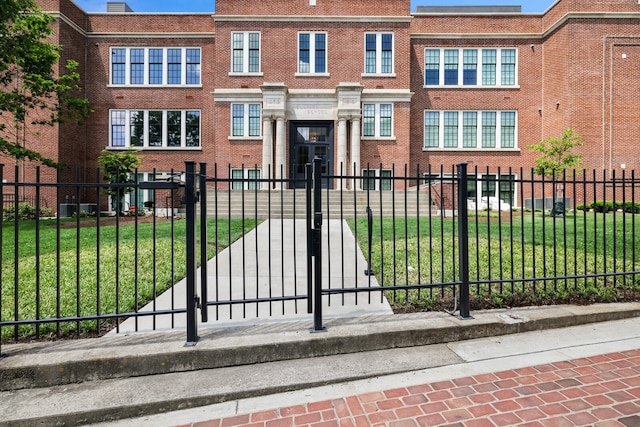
[337,117,347,189]
[350,117,361,190]
[262,117,273,190]
[275,117,286,189]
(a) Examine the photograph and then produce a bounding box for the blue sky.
[72,0,556,13]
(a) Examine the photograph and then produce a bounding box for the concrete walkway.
[94,313,640,427]
[113,219,392,333]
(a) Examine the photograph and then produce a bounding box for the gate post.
[311,157,327,332]
[199,162,208,323]
[185,161,200,346]
[457,163,472,319]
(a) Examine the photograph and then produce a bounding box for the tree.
[97,150,142,214]
[0,0,91,169]
[530,128,584,215]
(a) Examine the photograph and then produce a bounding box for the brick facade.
[10,0,640,200]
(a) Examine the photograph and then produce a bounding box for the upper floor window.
[424,48,517,87]
[231,103,262,138]
[110,47,201,86]
[362,103,393,138]
[364,33,394,75]
[423,110,517,150]
[232,32,261,74]
[298,32,327,74]
[109,109,200,148]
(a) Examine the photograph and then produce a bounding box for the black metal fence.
[2,161,640,354]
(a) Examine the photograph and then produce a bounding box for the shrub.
[3,202,53,221]
[622,201,640,213]
[591,200,615,213]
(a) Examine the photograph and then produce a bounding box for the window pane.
[365,34,376,74]
[362,170,375,191]
[232,104,245,136]
[363,104,375,137]
[149,49,163,84]
[501,111,515,148]
[315,33,326,73]
[425,49,440,85]
[482,112,496,148]
[167,111,182,147]
[299,33,310,73]
[463,49,477,85]
[424,111,440,148]
[247,169,260,190]
[249,32,260,72]
[111,110,126,146]
[443,112,458,148]
[186,49,200,84]
[248,104,261,137]
[462,112,477,148]
[233,33,244,73]
[186,111,200,147]
[380,104,392,137]
[482,49,496,85]
[167,49,182,84]
[130,110,144,147]
[149,111,163,146]
[130,48,144,84]
[231,169,243,190]
[111,48,126,84]
[501,49,516,85]
[381,170,392,191]
[444,50,458,85]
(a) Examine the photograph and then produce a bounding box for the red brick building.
[10,0,640,206]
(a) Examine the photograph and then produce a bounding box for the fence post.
[311,157,327,332]
[199,162,208,323]
[185,161,199,346]
[457,163,473,319]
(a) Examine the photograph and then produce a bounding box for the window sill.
[107,84,203,89]
[106,146,202,151]
[361,73,396,78]
[228,72,264,77]
[228,136,262,141]
[422,147,520,152]
[423,85,520,90]
[295,72,330,77]
[361,136,396,142]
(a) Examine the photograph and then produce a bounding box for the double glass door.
[290,121,334,188]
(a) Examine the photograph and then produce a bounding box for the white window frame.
[363,32,395,77]
[362,103,394,139]
[423,110,518,150]
[231,168,262,190]
[423,48,518,88]
[230,31,262,75]
[230,103,262,139]
[296,31,329,76]
[109,47,201,86]
[362,169,393,191]
[108,109,201,149]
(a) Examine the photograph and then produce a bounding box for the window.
[362,103,393,138]
[109,110,201,148]
[109,47,201,86]
[232,32,260,74]
[298,32,327,74]
[364,33,393,75]
[231,168,261,190]
[231,104,262,138]
[362,169,392,191]
[423,110,517,149]
[424,48,517,87]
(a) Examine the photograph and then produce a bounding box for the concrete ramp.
[112,219,392,334]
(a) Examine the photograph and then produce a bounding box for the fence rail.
[2,161,640,354]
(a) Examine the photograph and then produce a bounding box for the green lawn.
[1,217,257,339]
[349,211,640,309]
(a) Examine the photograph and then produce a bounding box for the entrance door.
[290,121,334,188]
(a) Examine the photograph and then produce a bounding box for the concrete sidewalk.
[113,219,392,334]
[1,303,640,426]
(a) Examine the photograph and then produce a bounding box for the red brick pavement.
[183,349,640,427]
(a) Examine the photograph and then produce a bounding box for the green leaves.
[531,128,584,178]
